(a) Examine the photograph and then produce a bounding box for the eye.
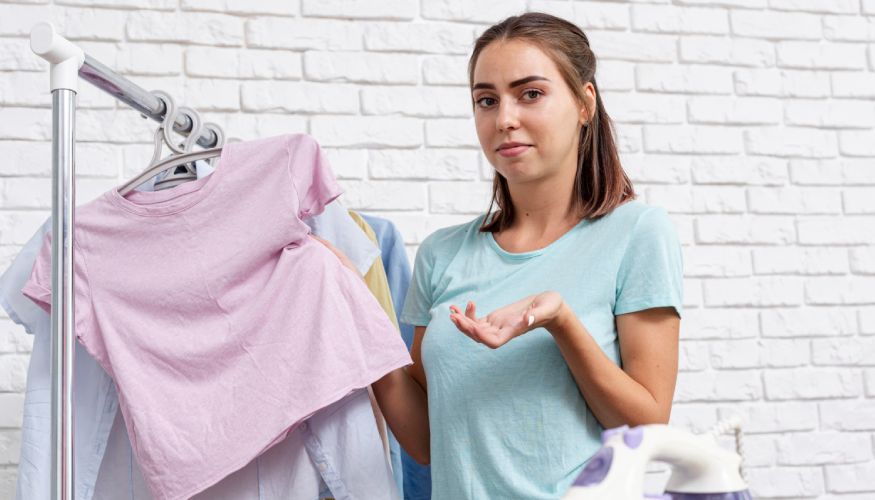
[522,89,543,101]
[475,96,497,108]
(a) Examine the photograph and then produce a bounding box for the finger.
[465,301,477,321]
[451,313,480,341]
[449,305,462,315]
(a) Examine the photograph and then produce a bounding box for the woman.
[321,12,682,500]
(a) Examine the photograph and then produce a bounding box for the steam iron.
[563,420,752,500]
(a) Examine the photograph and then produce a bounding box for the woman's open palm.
[449,291,564,349]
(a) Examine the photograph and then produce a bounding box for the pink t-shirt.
[23,134,412,500]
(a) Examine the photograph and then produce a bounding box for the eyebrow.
[472,75,550,91]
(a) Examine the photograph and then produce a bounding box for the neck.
[505,166,579,234]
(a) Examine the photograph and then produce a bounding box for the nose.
[496,100,519,132]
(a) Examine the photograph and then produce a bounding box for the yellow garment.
[348,210,399,331]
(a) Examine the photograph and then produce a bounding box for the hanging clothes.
[0,165,388,500]
[360,214,432,500]
[20,134,411,500]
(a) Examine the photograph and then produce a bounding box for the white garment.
[0,166,390,500]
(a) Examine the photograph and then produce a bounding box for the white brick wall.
[0,1,873,498]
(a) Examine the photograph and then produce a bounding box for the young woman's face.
[471,40,588,185]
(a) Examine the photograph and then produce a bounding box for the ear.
[578,82,596,125]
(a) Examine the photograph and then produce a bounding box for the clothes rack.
[28,22,220,500]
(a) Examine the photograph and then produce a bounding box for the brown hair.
[470,12,635,232]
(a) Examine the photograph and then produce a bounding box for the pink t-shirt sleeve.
[286,135,343,220]
[21,231,96,347]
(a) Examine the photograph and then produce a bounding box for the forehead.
[472,39,563,85]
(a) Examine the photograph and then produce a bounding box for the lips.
[496,142,532,158]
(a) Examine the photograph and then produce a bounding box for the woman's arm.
[548,303,679,428]
[371,326,431,465]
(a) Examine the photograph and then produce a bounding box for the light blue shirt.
[400,200,683,500]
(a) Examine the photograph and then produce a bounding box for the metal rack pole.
[29,22,220,500]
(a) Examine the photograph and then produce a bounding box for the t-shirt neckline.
[108,145,230,217]
[486,216,589,261]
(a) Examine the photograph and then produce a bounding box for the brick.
[683,278,703,308]
[668,404,719,433]
[680,36,775,67]
[845,189,875,214]
[57,0,175,7]
[422,0,525,23]
[832,72,875,98]
[748,187,842,215]
[429,182,492,214]
[597,62,635,91]
[867,0,875,14]
[631,5,728,35]
[764,369,861,400]
[730,10,822,40]
[323,149,367,180]
[241,82,359,114]
[181,0,294,14]
[369,149,479,180]
[303,0,417,19]
[0,72,51,107]
[862,307,875,335]
[744,127,838,158]
[851,248,875,274]
[0,319,34,354]
[687,96,781,125]
[675,370,762,402]
[637,64,734,94]
[761,308,857,337]
[681,309,758,340]
[185,47,302,80]
[805,277,875,305]
[813,338,875,366]
[821,400,875,431]
[679,0,764,6]
[823,15,875,42]
[0,393,23,427]
[0,107,51,141]
[825,463,875,493]
[695,215,795,244]
[615,125,643,154]
[718,402,817,433]
[710,339,808,368]
[365,22,473,54]
[311,116,422,148]
[388,213,472,245]
[246,18,363,50]
[0,430,20,465]
[644,126,742,154]
[425,119,479,148]
[0,355,28,392]
[691,156,787,186]
[589,31,677,63]
[735,68,831,98]
[841,130,875,157]
[748,466,824,497]
[422,55,469,86]
[114,43,183,76]
[867,369,875,396]
[798,217,875,245]
[126,11,243,46]
[1,177,52,209]
[679,341,709,371]
[362,86,471,117]
[623,155,691,184]
[703,277,803,307]
[769,0,859,14]
[786,99,875,129]
[602,92,685,124]
[337,180,425,211]
[209,113,310,145]
[778,41,868,70]
[753,247,848,275]
[181,79,240,112]
[684,246,751,277]
[304,51,418,84]
[0,211,50,245]
[0,38,46,71]
[527,0,574,19]
[647,186,746,214]
[573,2,630,30]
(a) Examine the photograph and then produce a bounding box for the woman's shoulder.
[418,214,488,255]
[599,199,673,231]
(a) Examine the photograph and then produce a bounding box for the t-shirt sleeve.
[614,207,684,318]
[20,231,96,343]
[400,236,437,327]
[286,134,344,220]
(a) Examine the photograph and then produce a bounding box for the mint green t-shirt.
[399,200,683,500]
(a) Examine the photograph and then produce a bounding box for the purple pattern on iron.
[573,447,614,486]
[600,424,628,444]
[667,491,753,500]
[623,426,644,449]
